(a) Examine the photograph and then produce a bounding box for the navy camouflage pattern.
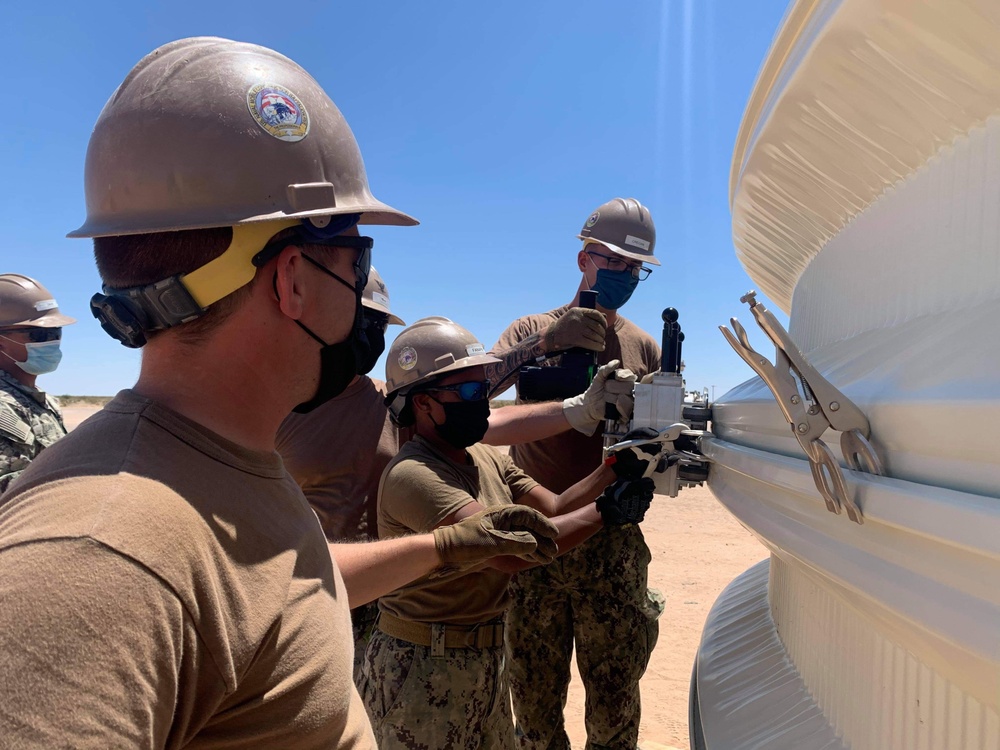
[360,628,515,749]
[0,371,67,494]
[506,524,664,750]
[351,600,379,687]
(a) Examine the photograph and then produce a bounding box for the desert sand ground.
[59,404,767,749]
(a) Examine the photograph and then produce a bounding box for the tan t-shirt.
[276,376,401,542]
[493,305,661,493]
[0,390,374,750]
[378,436,538,625]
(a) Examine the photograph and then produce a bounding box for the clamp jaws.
[719,291,883,524]
[605,424,687,479]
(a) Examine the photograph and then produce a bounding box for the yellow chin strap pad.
[181,219,300,309]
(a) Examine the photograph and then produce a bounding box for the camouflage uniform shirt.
[0,370,66,494]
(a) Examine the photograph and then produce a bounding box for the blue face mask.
[11,341,63,375]
[590,267,640,310]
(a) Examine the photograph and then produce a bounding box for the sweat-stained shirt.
[276,376,402,542]
[0,390,374,749]
[377,435,539,626]
[493,305,660,493]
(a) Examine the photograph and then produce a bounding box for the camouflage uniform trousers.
[360,627,515,749]
[351,599,379,688]
[506,524,664,750]
[0,373,67,494]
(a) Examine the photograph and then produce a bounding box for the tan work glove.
[543,307,607,354]
[562,360,637,436]
[433,506,560,567]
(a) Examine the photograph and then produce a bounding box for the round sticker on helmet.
[398,346,418,371]
[247,84,310,142]
[586,212,600,228]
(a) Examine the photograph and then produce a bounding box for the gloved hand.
[563,360,637,436]
[433,506,560,567]
[604,427,663,479]
[596,477,656,525]
[543,307,606,354]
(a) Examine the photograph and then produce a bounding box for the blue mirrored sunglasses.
[419,380,491,402]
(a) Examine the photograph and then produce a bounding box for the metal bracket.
[719,291,883,524]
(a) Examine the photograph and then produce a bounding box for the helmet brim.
[579,236,661,266]
[9,313,78,328]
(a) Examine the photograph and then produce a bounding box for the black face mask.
[355,313,388,377]
[430,397,491,449]
[276,254,369,414]
[293,298,366,413]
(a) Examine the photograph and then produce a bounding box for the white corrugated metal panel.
[701,438,1000,749]
[731,0,1000,312]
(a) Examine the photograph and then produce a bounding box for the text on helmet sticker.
[34,299,58,312]
[372,292,389,306]
[586,212,600,228]
[466,343,486,356]
[399,346,418,371]
[624,235,651,251]
[247,84,310,142]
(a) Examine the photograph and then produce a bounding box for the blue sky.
[5,0,791,400]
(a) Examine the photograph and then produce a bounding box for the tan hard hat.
[385,317,500,400]
[362,266,404,326]
[577,197,659,266]
[0,275,76,328]
[69,37,417,238]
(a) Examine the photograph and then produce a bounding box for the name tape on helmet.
[35,299,58,311]
[466,343,486,356]
[624,235,650,251]
[372,292,389,306]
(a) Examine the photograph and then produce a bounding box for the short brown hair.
[93,227,255,344]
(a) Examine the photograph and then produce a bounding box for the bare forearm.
[483,401,570,446]
[330,536,440,609]
[553,464,615,515]
[485,332,547,395]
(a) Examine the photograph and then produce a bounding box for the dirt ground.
[567,483,766,750]
[59,405,767,749]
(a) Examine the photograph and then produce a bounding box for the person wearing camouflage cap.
[361,316,656,749]
[491,198,666,750]
[0,274,76,493]
[0,38,559,749]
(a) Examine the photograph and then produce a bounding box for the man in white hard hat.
[361,316,656,748]
[492,198,665,750]
[0,274,76,493]
[0,38,556,748]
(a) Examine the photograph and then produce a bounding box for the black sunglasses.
[361,311,390,334]
[586,250,653,281]
[418,380,491,402]
[254,234,373,290]
[0,327,61,343]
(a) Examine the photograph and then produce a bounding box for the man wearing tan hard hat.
[0,274,76,493]
[0,38,557,748]
[491,198,665,750]
[362,316,656,748]
[276,265,408,687]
